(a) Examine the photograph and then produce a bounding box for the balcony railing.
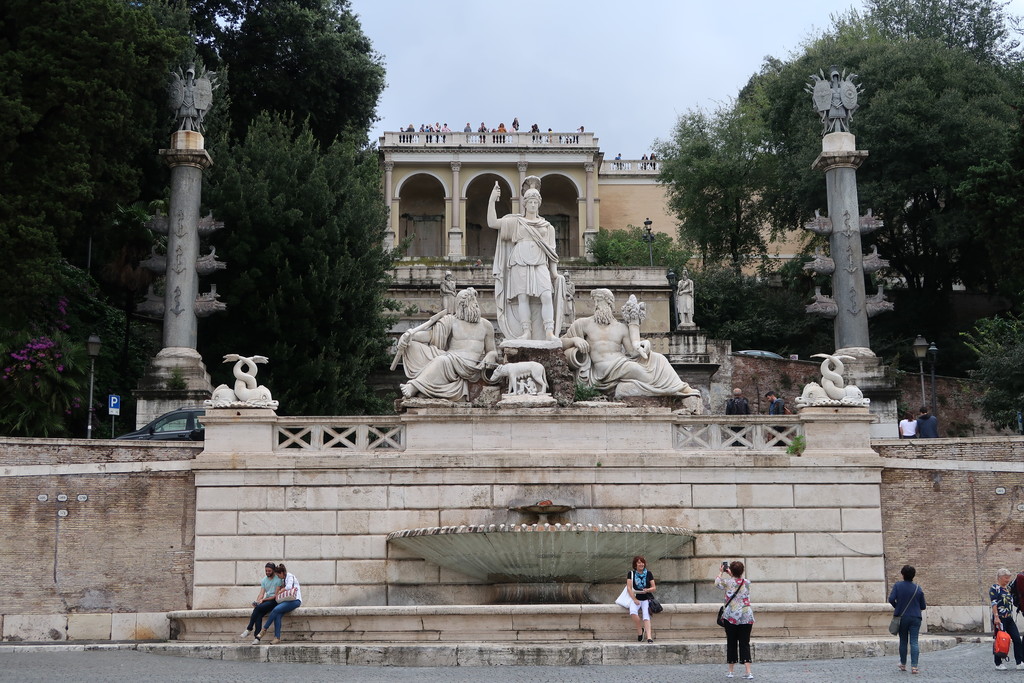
[380,131,597,149]
[673,417,802,451]
[600,159,659,174]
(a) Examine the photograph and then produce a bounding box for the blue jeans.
[995,615,1024,665]
[898,615,922,668]
[246,599,277,631]
[261,599,301,638]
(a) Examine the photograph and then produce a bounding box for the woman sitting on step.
[253,564,302,645]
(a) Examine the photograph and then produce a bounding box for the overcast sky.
[352,0,1023,157]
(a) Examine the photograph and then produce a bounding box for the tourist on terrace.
[888,564,926,674]
[478,122,487,132]
[253,564,302,645]
[497,122,507,133]
[917,407,939,438]
[511,117,519,131]
[716,560,754,679]
[464,122,472,132]
[899,411,918,438]
[990,568,1024,670]
[530,123,540,133]
[627,555,657,643]
[239,561,281,640]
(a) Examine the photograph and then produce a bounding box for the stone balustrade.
[380,131,597,148]
[600,159,660,174]
[202,410,811,456]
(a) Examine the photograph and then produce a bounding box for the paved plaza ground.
[0,641,1008,682]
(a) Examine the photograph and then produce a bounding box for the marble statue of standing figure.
[675,269,694,328]
[561,288,701,401]
[487,176,565,341]
[563,270,576,324]
[808,66,861,136]
[440,270,456,314]
[394,288,498,401]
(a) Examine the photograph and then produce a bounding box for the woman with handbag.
[716,560,754,679]
[990,568,1024,670]
[253,564,302,645]
[888,564,926,674]
[626,555,657,643]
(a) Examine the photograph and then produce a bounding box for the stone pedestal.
[133,347,212,427]
[839,353,899,438]
[499,340,574,406]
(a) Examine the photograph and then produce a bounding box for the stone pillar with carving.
[802,67,897,435]
[134,64,225,427]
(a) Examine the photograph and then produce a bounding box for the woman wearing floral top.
[990,568,1024,670]
[716,560,754,680]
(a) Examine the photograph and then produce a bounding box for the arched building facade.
[381,130,672,262]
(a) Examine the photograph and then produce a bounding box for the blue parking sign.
[108,394,121,416]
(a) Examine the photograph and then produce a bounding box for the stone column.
[583,161,597,262]
[383,160,395,251]
[159,135,211,350]
[447,160,463,259]
[812,133,870,353]
[515,161,528,214]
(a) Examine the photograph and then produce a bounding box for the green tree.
[958,97,1024,305]
[748,4,1021,297]
[692,266,832,357]
[962,315,1024,429]
[0,0,189,332]
[655,101,775,268]
[201,114,394,415]
[589,226,692,272]
[190,0,385,147]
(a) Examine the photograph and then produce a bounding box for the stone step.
[137,636,960,666]
[170,603,895,643]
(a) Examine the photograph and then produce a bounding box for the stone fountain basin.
[387,523,695,583]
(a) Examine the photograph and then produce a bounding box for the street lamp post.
[641,218,654,267]
[86,334,102,439]
[927,342,938,415]
[666,269,679,330]
[911,335,929,409]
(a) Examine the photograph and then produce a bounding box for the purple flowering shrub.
[1,330,86,437]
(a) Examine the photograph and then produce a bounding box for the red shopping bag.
[995,628,1012,657]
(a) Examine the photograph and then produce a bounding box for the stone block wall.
[876,437,1024,627]
[192,449,886,610]
[0,438,198,640]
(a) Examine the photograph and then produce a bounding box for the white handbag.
[615,586,632,608]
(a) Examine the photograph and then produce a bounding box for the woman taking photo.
[716,560,754,679]
[888,564,926,674]
[627,555,656,643]
[253,564,302,645]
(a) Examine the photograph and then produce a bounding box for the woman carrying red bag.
[991,568,1024,670]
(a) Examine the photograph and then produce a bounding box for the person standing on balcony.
[464,122,472,132]
[511,117,519,131]
[917,407,939,438]
[726,388,750,415]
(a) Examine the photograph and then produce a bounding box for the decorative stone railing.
[201,407,869,458]
[672,416,801,451]
[379,131,597,149]
[600,159,660,174]
[274,421,405,452]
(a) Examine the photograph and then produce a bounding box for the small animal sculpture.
[492,361,548,396]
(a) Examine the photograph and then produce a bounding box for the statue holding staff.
[487,176,565,341]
